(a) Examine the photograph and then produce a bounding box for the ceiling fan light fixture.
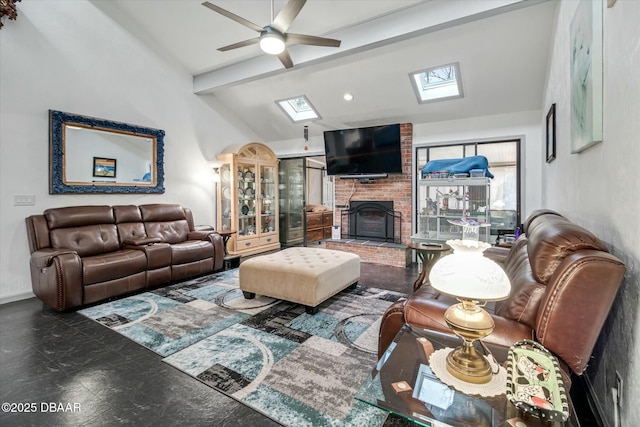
[260,32,285,55]
[204,1,340,68]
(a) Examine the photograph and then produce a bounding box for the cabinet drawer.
[307,228,324,242]
[289,228,303,240]
[259,235,278,246]
[306,213,323,228]
[237,237,259,251]
[322,212,333,226]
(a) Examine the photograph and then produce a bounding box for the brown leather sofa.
[26,204,225,311]
[379,209,626,382]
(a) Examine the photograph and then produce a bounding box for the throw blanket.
[421,155,494,178]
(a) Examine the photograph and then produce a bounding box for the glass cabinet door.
[219,163,233,232]
[259,165,277,234]
[237,162,257,237]
[278,159,305,246]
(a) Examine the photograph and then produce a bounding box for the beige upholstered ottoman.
[239,247,360,314]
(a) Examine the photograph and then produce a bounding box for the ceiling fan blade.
[202,2,264,33]
[271,0,306,33]
[278,50,294,69]
[286,33,341,48]
[217,37,261,52]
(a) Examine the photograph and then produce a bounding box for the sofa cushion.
[117,222,149,243]
[45,205,114,229]
[485,237,544,328]
[139,204,191,244]
[113,206,144,243]
[145,221,190,244]
[113,205,143,223]
[82,249,147,285]
[522,209,563,233]
[50,224,120,257]
[170,240,213,265]
[139,204,186,222]
[527,217,609,284]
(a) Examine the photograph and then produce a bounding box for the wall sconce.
[209,160,223,182]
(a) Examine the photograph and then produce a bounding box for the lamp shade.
[429,239,510,301]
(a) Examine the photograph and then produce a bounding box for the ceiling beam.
[193,0,542,94]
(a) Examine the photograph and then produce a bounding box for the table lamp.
[428,236,510,384]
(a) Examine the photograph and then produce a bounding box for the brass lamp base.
[443,299,495,384]
[446,342,493,384]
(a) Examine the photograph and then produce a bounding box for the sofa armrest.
[122,237,162,246]
[207,232,225,271]
[187,230,216,240]
[184,231,225,271]
[29,249,83,311]
[378,298,407,358]
[30,248,78,268]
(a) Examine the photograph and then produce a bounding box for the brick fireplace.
[326,123,413,267]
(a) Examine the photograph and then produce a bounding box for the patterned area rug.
[78,270,276,357]
[79,269,406,427]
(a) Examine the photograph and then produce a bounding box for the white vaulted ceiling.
[95,0,556,142]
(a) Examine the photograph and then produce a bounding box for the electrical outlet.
[615,371,623,408]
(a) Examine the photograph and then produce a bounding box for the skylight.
[276,95,321,122]
[410,62,463,103]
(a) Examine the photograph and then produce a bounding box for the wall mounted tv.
[323,124,402,177]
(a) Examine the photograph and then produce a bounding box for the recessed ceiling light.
[343,93,354,101]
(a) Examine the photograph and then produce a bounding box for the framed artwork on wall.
[570,0,603,153]
[546,104,556,163]
[93,157,117,178]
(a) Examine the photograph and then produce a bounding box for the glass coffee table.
[356,326,579,427]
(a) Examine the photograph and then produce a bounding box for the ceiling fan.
[202,0,341,69]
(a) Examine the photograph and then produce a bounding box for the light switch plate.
[14,194,36,206]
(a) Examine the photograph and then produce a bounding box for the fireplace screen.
[341,201,400,243]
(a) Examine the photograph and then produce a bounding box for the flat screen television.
[323,124,402,176]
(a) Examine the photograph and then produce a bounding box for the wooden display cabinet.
[217,142,280,256]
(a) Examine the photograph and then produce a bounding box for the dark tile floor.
[0,263,417,427]
[0,261,598,426]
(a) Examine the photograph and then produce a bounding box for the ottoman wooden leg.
[243,291,256,299]
[305,305,319,315]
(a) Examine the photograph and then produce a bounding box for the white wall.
[0,0,253,302]
[542,1,640,426]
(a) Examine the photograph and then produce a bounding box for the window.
[415,140,520,237]
[276,95,320,122]
[409,63,463,104]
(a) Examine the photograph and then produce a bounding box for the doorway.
[278,156,332,247]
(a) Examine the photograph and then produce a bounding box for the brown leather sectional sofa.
[25,204,225,311]
[378,209,626,383]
